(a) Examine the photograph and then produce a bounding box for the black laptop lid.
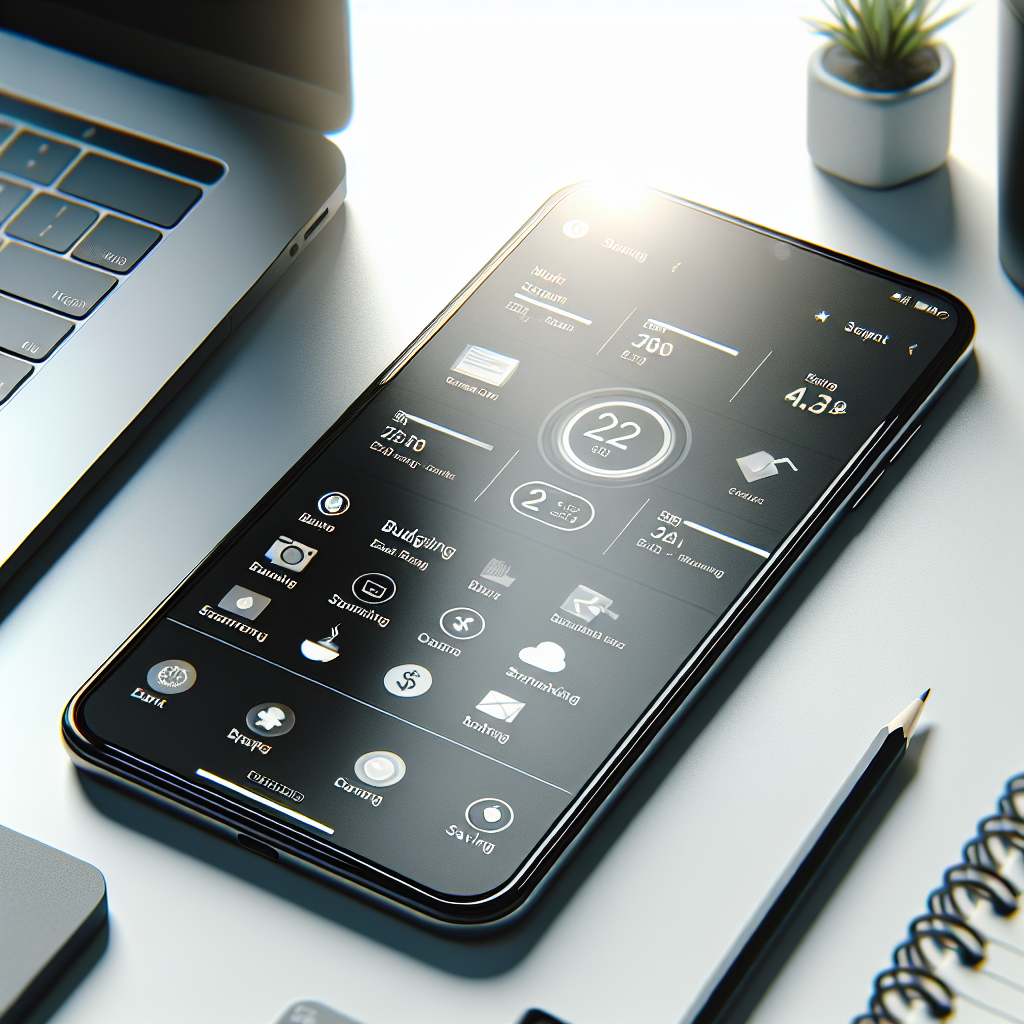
[0,0,353,132]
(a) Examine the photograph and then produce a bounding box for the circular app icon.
[318,491,350,516]
[146,659,197,695]
[562,219,589,238]
[383,664,433,697]
[354,751,406,788]
[466,798,514,833]
[439,607,485,640]
[351,572,397,605]
[245,702,296,737]
[539,387,691,486]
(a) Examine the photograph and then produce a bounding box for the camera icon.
[264,536,318,572]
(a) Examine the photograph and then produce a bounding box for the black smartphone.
[63,183,974,930]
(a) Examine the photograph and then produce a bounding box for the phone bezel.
[62,182,976,931]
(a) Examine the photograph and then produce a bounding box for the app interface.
[80,187,961,899]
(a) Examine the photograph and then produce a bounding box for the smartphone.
[63,183,974,930]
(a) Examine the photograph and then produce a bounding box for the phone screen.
[68,185,969,919]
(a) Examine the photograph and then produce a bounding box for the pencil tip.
[887,691,929,741]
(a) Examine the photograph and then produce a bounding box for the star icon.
[814,310,830,322]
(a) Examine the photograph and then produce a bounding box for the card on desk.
[0,826,107,1024]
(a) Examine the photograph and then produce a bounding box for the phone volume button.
[851,471,884,509]
[888,422,923,465]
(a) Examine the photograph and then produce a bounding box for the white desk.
[1,2,1022,1022]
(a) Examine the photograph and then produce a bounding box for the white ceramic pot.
[807,42,954,188]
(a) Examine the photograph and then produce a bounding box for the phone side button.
[236,833,279,861]
[888,422,923,464]
[851,471,884,509]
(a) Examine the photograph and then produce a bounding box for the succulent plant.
[805,0,964,70]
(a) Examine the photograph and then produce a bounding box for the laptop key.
[0,242,116,318]
[0,177,31,224]
[0,296,73,361]
[60,154,201,228]
[73,215,161,273]
[7,195,98,253]
[0,123,12,145]
[0,132,79,185]
[0,351,32,404]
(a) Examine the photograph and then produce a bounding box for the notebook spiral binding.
[852,773,1024,1023]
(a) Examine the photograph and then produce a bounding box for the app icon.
[218,585,271,620]
[318,491,350,516]
[562,219,589,239]
[466,797,514,833]
[146,659,197,695]
[518,641,566,673]
[351,572,396,604]
[246,702,296,737]
[383,664,433,697]
[560,585,619,623]
[354,751,406,788]
[479,558,515,587]
[510,480,595,532]
[440,607,485,639]
[475,690,526,723]
[265,536,318,572]
[736,451,799,483]
[301,625,340,662]
[539,388,691,486]
[450,345,520,388]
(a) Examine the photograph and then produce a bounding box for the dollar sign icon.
[384,663,433,698]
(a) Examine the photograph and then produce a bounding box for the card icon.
[475,690,525,723]
[450,345,520,387]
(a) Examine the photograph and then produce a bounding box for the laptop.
[0,0,351,588]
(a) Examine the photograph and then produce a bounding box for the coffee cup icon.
[301,625,340,662]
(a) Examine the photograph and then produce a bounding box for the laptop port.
[304,207,328,240]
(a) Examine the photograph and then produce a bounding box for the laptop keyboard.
[0,93,224,406]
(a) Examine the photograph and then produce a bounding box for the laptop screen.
[0,0,352,132]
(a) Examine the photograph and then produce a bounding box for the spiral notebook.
[855,773,1024,1023]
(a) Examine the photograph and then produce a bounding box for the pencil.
[688,690,931,1024]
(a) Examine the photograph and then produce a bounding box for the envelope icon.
[476,690,525,724]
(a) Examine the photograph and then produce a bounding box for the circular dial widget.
[540,388,691,485]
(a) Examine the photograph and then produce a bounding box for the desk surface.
[1,2,1022,1022]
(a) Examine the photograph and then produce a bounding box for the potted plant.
[805,0,964,188]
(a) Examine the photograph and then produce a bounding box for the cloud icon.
[518,641,566,673]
